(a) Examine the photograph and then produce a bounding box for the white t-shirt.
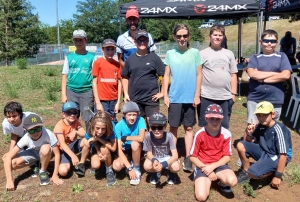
[2,112,34,137]
[17,128,58,151]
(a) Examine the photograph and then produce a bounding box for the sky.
[29,0,78,26]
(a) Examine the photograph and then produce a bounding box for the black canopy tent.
[119,0,262,60]
[265,0,300,14]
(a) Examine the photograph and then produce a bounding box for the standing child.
[190,104,237,201]
[92,38,122,122]
[112,101,146,186]
[54,101,90,177]
[143,112,180,185]
[163,23,203,172]
[236,101,292,189]
[85,111,117,186]
[3,114,61,191]
[122,30,165,129]
[61,29,94,125]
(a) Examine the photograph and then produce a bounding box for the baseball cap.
[254,101,274,114]
[72,29,87,38]
[126,6,139,19]
[23,114,44,130]
[102,39,117,48]
[62,101,79,112]
[134,30,149,40]
[122,101,140,114]
[205,104,224,119]
[149,112,167,125]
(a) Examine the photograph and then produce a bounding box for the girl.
[163,23,203,173]
[85,111,117,186]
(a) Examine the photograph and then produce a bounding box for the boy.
[236,101,292,189]
[61,29,94,125]
[54,101,90,177]
[198,25,238,129]
[3,114,60,191]
[112,101,146,185]
[92,38,122,122]
[2,101,35,151]
[143,112,180,185]
[190,104,237,201]
[122,30,165,129]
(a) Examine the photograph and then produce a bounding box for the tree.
[0,0,45,66]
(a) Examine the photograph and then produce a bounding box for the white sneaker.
[130,168,141,186]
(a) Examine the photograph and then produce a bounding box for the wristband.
[231,92,238,96]
[121,136,127,143]
[161,161,168,169]
[275,171,283,179]
[246,131,254,139]
[151,158,159,163]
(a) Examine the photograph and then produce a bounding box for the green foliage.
[4,134,11,144]
[243,180,257,198]
[44,80,60,102]
[43,68,57,77]
[5,81,18,98]
[72,183,83,193]
[286,164,300,185]
[16,58,28,69]
[30,74,43,89]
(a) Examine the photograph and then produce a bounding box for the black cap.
[149,112,167,125]
[23,114,44,130]
[134,30,149,40]
[102,39,117,48]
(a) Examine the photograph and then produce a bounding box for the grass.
[285,163,300,185]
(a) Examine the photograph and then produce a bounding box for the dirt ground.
[1,96,300,202]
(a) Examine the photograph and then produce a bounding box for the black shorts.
[136,102,159,117]
[194,165,231,181]
[168,103,196,127]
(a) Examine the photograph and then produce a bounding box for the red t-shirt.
[92,57,121,100]
[190,127,232,164]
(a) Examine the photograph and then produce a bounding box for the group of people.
[1,7,294,202]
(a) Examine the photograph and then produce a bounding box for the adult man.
[280,31,297,65]
[116,7,156,69]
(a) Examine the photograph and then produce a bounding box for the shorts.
[240,141,289,178]
[197,97,234,129]
[15,149,41,166]
[98,100,117,117]
[136,102,159,117]
[90,145,117,159]
[194,164,230,181]
[247,100,281,123]
[60,139,82,164]
[168,103,196,127]
[66,89,94,122]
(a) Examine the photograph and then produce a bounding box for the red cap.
[126,6,139,18]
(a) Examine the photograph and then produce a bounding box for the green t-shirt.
[63,52,94,93]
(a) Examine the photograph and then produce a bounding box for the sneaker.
[182,156,193,172]
[39,172,50,186]
[130,168,141,186]
[90,168,99,176]
[167,172,176,185]
[31,165,40,178]
[106,172,116,186]
[237,158,242,167]
[150,172,161,185]
[237,169,249,184]
[74,163,85,176]
[218,181,232,193]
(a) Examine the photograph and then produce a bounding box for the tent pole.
[238,18,242,63]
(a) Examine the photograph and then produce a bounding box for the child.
[85,111,117,186]
[112,101,146,186]
[2,101,35,151]
[61,29,95,125]
[122,30,165,129]
[198,25,238,129]
[236,101,292,189]
[54,101,90,177]
[3,114,61,191]
[92,38,122,122]
[143,112,180,185]
[190,104,237,201]
[163,23,203,172]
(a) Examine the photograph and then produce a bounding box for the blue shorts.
[15,149,41,166]
[241,141,289,178]
[60,139,82,164]
[98,100,117,117]
[194,164,231,181]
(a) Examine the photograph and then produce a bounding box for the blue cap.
[62,101,79,112]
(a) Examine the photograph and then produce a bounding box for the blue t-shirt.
[247,51,292,104]
[253,122,292,161]
[164,48,202,103]
[115,116,146,149]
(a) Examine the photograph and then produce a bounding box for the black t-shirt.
[122,52,165,104]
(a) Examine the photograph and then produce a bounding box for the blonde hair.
[89,111,113,138]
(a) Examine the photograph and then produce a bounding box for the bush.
[45,80,60,102]
[16,58,28,69]
[30,74,43,89]
[43,68,57,77]
[5,81,18,98]
[286,164,300,185]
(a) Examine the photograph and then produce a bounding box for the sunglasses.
[136,39,149,44]
[28,126,42,134]
[262,39,277,44]
[150,125,164,131]
[175,34,189,39]
[65,110,78,116]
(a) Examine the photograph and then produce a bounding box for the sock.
[106,166,113,174]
